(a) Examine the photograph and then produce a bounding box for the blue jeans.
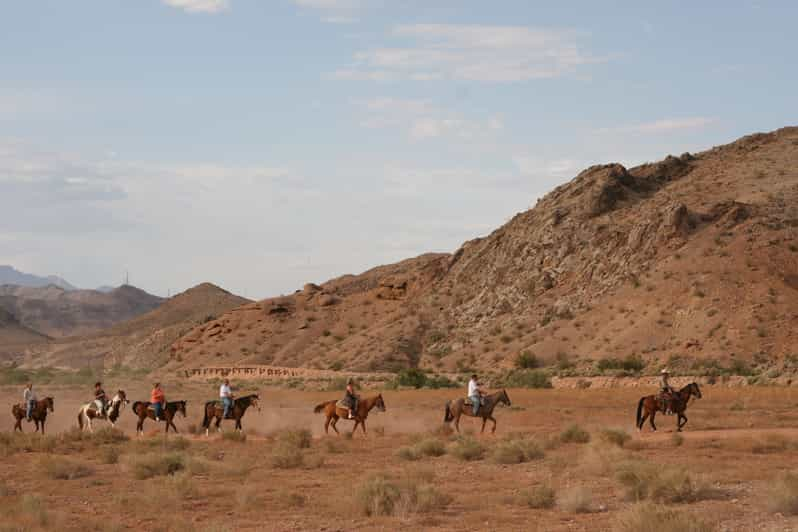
[153,402,163,419]
[469,394,481,415]
[222,397,233,418]
[26,400,36,419]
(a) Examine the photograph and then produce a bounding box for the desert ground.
[2,381,798,531]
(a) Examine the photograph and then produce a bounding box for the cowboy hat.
[660,368,670,374]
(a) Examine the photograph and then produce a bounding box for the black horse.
[132,400,187,435]
[202,394,260,435]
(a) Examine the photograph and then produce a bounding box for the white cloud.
[292,0,362,23]
[512,155,584,179]
[162,0,230,14]
[334,24,603,82]
[598,117,717,134]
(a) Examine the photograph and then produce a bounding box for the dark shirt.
[95,389,106,401]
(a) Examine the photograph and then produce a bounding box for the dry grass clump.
[98,446,121,465]
[447,436,485,461]
[520,483,556,509]
[491,437,544,464]
[398,438,447,461]
[560,424,591,444]
[613,502,715,532]
[615,460,720,503]
[270,444,304,469]
[276,428,312,449]
[221,430,247,443]
[39,456,94,480]
[558,486,594,513]
[598,428,631,448]
[134,436,190,452]
[580,440,626,476]
[354,472,451,517]
[767,471,798,515]
[127,452,186,480]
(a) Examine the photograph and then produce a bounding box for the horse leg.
[650,411,657,432]
[216,416,222,433]
[170,419,178,433]
[14,417,21,432]
[480,417,487,434]
[351,420,359,437]
[324,416,331,435]
[454,414,461,434]
[331,416,340,435]
[678,413,687,431]
[361,419,367,435]
[489,415,497,434]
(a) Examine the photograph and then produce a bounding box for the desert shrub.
[355,474,401,516]
[128,452,185,480]
[615,460,719,503]
[276,428,312,449]
[270,444,304,469]
[20,494,50,527]
[397,446,421,461]
[279,491,307,508]
[768,471,798,515]
[597,355,645,373]
[515,351,540,369]
[396,368,427,388]
[447,436,485,461]
[560,424,591,444]
[613,502,715,532]
[558,486,593,513]
[491,438,544,464]
[671,433,684,447]
[580,440,626,476]
[221,430,247,443]
[324,440,343,454]
[98,446,121,465]
[499,369,552,388]
[354,473,450,517]
[520,483,556,509]
[599,428,631,448]
[39,456,93,480]
[415,438,447,457]
[134,436,190,452]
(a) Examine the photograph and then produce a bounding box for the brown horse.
[313,394,386,436]
[12,397,54,434]
[444,389,511,434]
[132,400,187,435]
[202,394,259,435]
[636,382,702,432]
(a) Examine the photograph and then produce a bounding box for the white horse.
[77,390,128,432]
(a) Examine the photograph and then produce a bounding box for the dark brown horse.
[132,400,187,435]
[313,394,386,436]
[12,397,54,434]
[636,382,702,432]
[202,394,259,435]
[444,389,511,434]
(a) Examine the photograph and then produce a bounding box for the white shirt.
[467,379,479,397]
[24,388,37,402]
[220,384,232,398]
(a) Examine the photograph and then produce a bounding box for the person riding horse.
[151,382,166,422]
[220,379,234,419]
[94,382,108,418]
[342,378,359,419]
[23,382,37,422]
[659,369,675,415]
[467,374,485,415]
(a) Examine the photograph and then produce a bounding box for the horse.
[313,394,386,436]
[202,394,259,435]
[77,390,128,432]
[12,397,54,434]
[636,382,702,432]
[444,389,511,434]
[131,400,187,435]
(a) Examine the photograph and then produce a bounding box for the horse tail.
[131,401,142,414]
[636,397,644,428]
[444,401,454,423]
[314,401,331,414]
[202,401,215,428]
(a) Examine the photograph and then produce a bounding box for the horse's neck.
[484,392,500,406]
[362,396,378,410]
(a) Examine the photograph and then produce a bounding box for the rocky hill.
[0,308,49,362]
[20,283,250,370]
[168,127,798,377]
[0,284,163,337]
[0,265,75,290]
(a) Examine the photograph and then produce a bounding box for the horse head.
[45,397,55,412]
[689,382,702,399]
[176,401,188,417]
[500,389,511,407]
[248,394,261,412]
[115,390,129,405]
[375,394,386,412]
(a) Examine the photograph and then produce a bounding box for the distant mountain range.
[0,265,76,290]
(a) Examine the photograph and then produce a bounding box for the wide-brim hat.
[661,368,670,374]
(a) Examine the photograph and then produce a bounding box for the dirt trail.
[636,427,798,441]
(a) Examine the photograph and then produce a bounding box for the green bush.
[521,484,556,509]
[500,369,552,388]
[515,351,540,369]
[597,355,645,373]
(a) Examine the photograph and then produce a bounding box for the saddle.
[463,397,483,407]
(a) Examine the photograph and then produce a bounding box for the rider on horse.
[660,369,675,415]
[151,382,166,422]
[94,382,108,418]
[468,374,484,415]
[24,382,37,422]
[343,378,359,419]
[220,379,234,419]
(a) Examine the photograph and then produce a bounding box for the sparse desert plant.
[354,472,450,517]
[354,474,401,516]
[20,494,50,527]
[276,428,312,449]
[447,436,485,461]
[613,502,715,532]
[499,369,552,388]
[414,437,446,457]
[127,452,185,480]
[615,460,720,503]
[767,471,798,515]
[270,444,304,469]
[520,483,556,509]
[515,351,540,369]
[558,486,593,513]
[39,456,93,480]
[671,434,684,447]
[98,446,121,465]
[222,430,247,443]
[599,428,631,448]
[491,437,544,464]
[560,424,591,444]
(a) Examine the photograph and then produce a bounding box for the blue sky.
[1,0,796,297]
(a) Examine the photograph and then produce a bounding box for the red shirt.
[151,388,165,404]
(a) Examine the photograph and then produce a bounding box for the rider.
[220,379,234,419]
[344,378,358,419]
[151,382,166,422]
[94,381,107,418]
[23,382,37,422]
[467,374,483,415]
[660,369,675,415]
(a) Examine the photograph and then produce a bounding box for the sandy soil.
[2,382,798,531]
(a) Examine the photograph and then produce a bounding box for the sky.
[1,0,796,298]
